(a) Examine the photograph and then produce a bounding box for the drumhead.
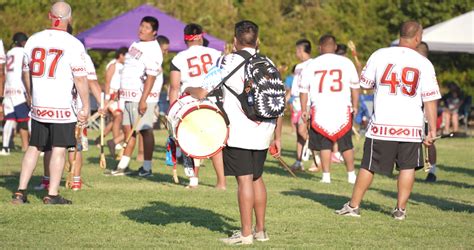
[176,106,228,159]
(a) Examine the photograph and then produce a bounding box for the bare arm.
[22,70,32,106]
[74,75,90,122]
[424,100,438,146]
[270,116,283,156]
[138,74,156,115]
[300,92,309,121]
[104,63,115,95]
[0,64,4,120]
[169,70,181,104]
[184,86,208,100]
[351,87,360,115]
[88,79,102,105]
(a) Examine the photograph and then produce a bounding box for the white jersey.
[202,48,276,150]
[75,54,97,109]
[300,53,359,141]
[290,59,312,111]
[171,45,222,94]
[360,46,441,142]
[120,40,163,103]
[106,59,123,92]
[5,47,28,106]
[23,29,87,123]
[0,40,5,64]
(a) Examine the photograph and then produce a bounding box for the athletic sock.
[295,160,301,166]
[143,160,152,171]
[117,156,130,169]
[189,177,198,186]
[322,172,331,181]
[2,120,15,148]
[347,171,356,178]
[73,176,81,182]
[334,152,342,159]
[115,143,123,150]
[429,164,437,174]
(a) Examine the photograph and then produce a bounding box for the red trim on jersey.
[5,117,30,122]
[311,106,352,142]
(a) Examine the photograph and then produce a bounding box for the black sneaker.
[425,173,437,182]
[43,195,72,205]
[138,166,153,177]
[11,191,28,205]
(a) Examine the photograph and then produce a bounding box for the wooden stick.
[116,116,142,160]
[99,93,106,169]
[66,125,82,188]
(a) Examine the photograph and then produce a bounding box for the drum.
[167,95,228,159]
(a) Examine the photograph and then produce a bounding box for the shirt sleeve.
[202,55,228,92]
[85,55,97,81]
[420,62,441,102]
[347,60,360,89]
[298,65,310,94]
[70,43,88,77]
[0,40,5,64]
[359,51,378,89]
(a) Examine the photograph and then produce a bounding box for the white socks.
[117,155,130,169]
[189,177,198,187]
[321,172,331,183]
[347,171,357,184]
[429,164,437,174]
[143,160,152,171]
[2,120,15,148]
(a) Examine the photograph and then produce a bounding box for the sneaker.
[335,202,360,217]
[43,195,72,205]
[138,166,153,177]
[253,228,269,242]
[392,207,406,220]
[220,231,253,245]
[290,162,304,171]
[0,148,10,156]
[71,181,82,191]
[11,191,28,205]
[109,167,131,176]
[34,181,50,191]
[320,177,331,184]
[425,173,437,182]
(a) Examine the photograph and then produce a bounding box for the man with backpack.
[185,20,284,245]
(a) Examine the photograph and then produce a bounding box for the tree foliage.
[0,0,472,95]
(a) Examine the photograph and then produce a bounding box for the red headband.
[184,33,204,41]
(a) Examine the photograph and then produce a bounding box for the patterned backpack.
[223,50,286,121]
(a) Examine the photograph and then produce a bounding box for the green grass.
[0,125,473,248]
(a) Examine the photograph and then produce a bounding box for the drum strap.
[207,50,255,126]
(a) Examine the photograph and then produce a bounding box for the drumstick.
[66,125,82,189]
[347,40,361,66]
[270,145,297,178]
[116,116,142,160]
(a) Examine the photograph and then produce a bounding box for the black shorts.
[308,128,353,152]
[361,138,424,175]
[30,119,77,150]
[223,146,268,181]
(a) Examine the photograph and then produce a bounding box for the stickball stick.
[116,116,142,160]
[66,125,82,188]
[269,145,297,178]
[99,93,107,169]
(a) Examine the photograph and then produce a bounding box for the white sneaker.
[253,228,269,242]
[220,231,253,245]
[320,177,331,183]
[0,148,10,156]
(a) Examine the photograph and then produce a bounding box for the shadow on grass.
[416,177,474,189]
[0,174,48,201]
[264,159,317,180]
[122,201,237,233]
[281,188,390,215]
[373,188,474,213]
[438,164,474,178]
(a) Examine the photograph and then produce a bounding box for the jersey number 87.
[30,48,64,78]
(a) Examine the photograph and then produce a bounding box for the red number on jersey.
[187,54,213,77]
[30,48,64,78]
[314,69,342,93]
[6,55,14,72]
[380,64,419,97]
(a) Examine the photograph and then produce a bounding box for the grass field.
[0,124,473,248]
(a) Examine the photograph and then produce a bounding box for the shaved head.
[400,21,422,39]
[319,34,337,54]
[50,1,71,19]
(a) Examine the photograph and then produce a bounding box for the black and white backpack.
[223,50,286,121]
